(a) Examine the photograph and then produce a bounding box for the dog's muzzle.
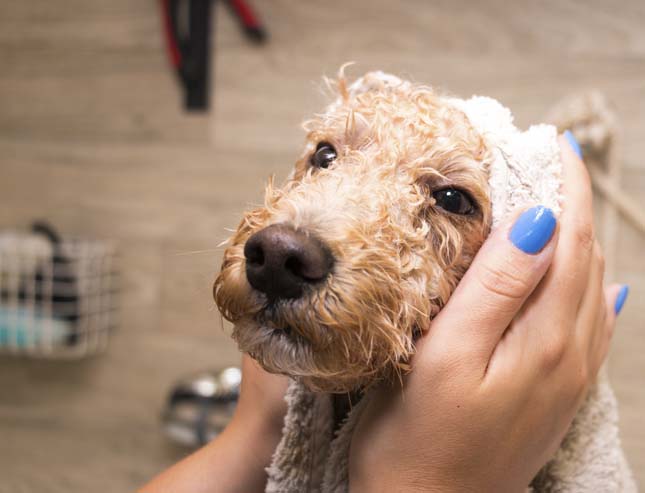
[244,224,333,300]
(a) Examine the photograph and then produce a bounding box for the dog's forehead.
[323,71,460,131]
[332,71,422,115]
[315,72,449,144]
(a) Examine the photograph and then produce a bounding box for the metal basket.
[0,230,117,358]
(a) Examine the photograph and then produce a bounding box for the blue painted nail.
[509,206,557,254]
[614,285,629,315]
[564,130,583,159]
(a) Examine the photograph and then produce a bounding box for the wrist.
[350,457,482,493]
[231,402,285,451]
[351,473,451,493]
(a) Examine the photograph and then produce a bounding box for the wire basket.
[0,227,117,358]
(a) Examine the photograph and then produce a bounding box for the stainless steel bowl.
[162,367,242,447]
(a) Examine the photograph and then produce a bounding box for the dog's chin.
[232,317,313,374]
[232,317,379,394]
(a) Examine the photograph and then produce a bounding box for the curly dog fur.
[214,69,636,493]
[214,68,494,393]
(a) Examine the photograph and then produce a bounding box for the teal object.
[0,306,69,348]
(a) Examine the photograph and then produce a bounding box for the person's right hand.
[349,134,628,492]
[140,355,288,493]
[235,354,289,440]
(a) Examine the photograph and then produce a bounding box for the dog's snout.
[244,224,333,299]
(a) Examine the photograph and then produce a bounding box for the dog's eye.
[432,188,475,215]
[310,142,337,169]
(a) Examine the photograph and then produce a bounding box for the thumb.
[428,205,559,368]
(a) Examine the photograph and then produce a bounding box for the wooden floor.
[0,1,643,491]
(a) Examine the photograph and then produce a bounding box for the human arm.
[139,355,288,493]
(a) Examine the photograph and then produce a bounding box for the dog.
[214,70,492,393]
[213,69,635,492]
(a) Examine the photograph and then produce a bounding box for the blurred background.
[1,1,643,491]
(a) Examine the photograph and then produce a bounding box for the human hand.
[348,134,628,493]
[234,354,289,438]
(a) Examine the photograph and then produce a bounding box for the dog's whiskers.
[172,248,225,256]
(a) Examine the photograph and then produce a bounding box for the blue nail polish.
[509,206,557,254]
[614,285,629,315]
[564,130,583,159]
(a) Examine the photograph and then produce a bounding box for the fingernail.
[564,130,583,159]
[509,206,557,254]
[614,285,629,315]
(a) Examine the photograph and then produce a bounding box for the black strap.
[164,0,213,111]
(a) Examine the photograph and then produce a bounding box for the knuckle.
[540,335,568,372]
[593,242,605,271]
[597,252,606,273]
[477,261,531,302]
[416,345,466,384]
[430,351,462,378]
[573,221,595,254]
[570,363,590,397]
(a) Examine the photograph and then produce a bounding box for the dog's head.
[214,70,493,392]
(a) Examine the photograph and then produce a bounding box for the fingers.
[573,242,606,382]
[511,135,596,357]
[424,205,559,371]
[591,284,628,369]
[551,134,595,304]
[611,284,630,318]
[603,284,623,328]
[575,241,604,341]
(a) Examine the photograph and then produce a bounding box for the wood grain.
[0,1,643,491]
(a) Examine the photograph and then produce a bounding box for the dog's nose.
[244,224,333,299]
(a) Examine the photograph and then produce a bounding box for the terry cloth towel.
[265,77,637,493]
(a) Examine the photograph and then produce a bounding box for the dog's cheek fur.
[214,74,493,393]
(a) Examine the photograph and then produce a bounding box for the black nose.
[244,224,333,300]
